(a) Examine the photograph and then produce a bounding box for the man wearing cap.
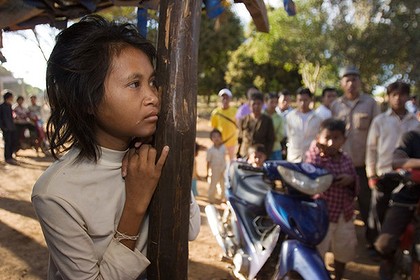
[210,88,238,161]
[330,66,380,248]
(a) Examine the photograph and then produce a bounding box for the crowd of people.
[201,66,420,280]
[0,90,49,164]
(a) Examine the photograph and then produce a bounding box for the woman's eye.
[149,79,158,89]
[128,81,140,88]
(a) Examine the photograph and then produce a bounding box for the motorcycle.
[16,115,49,156]
[376,169,420,280]
[205,160,334,280]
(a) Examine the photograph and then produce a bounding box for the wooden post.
[147,1,201,279]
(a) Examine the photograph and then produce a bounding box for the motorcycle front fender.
[276,240,330,280]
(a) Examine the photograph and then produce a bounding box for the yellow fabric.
[210,106,238,148]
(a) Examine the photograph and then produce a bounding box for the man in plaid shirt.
[305,118,359,280]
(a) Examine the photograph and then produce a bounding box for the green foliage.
[198,8,244,98]
[225,0,419,97]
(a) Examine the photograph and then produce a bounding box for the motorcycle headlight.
[277,165,333,195]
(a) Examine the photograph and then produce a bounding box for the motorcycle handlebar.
[237,164,264,173]
[378,169,420,186]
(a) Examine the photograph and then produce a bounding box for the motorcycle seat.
[228,161,272,206]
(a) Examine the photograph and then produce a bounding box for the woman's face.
[95,46,160,150]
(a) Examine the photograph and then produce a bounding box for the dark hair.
[278,89,291,96]
[296,87,312,98]
[319,118,346,135]
[46,15,156,161]
[16,96,24,102]
[249,143,266,155]
[265,92,278,101]
[386,81,410,96]
[250,92,264,102]
[321,87,336,97]
[246,86,259,99]
[2,90,13,101]
[210,128,222,139]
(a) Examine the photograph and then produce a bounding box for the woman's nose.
[144,88,159,106]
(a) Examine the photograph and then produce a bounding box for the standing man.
[315,87,337,120]
[237,92,274,159]
[0,90,18,165]
[286,87,322,163]
[264,92,284,160]
[235,86,260,122]
[210,88,238,161]
[276,89,294,118]
[330,66,380,248]
[276,89,294,159]
[365,81,419,239]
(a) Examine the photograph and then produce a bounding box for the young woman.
[32,15,199,279]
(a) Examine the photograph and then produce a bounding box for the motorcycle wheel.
[393,249,412,280]
[205,204,236,259]
[282,271,304,280]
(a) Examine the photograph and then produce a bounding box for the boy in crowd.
[305,118,359,280]
[286,87,322,162]
[315,87,337,120]
[264,92,284,160]
[246,144,267,168]
[206,129,227,204]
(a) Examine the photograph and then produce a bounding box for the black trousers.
[356,166,376,245]
[2,130,18,161]
[374,204,416,258]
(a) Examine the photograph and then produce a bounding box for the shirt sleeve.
[188,193,201,241]
[365,117,380,178]
[265,117,275,156]
[395,130,417,158]
[32,194,149,280]
[344,155,360,197]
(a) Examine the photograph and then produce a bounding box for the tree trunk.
[147,1,201,279]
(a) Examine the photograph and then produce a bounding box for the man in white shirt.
[286,87,322,162]
[315,87,337,120]
[366,81,419,239]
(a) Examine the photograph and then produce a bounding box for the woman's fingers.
[121,146,141,178]
[155,146,170,173]
[131,144,169,174]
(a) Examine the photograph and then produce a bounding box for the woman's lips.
[144,115,158,122]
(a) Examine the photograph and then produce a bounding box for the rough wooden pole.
[147,1,201,279]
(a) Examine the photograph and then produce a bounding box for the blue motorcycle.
[205,160,333,279]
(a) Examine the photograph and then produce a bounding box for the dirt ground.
[0,119,380,280]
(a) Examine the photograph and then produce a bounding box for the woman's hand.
[123,144,169,214]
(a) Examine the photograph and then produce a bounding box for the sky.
[1,1,281,90]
